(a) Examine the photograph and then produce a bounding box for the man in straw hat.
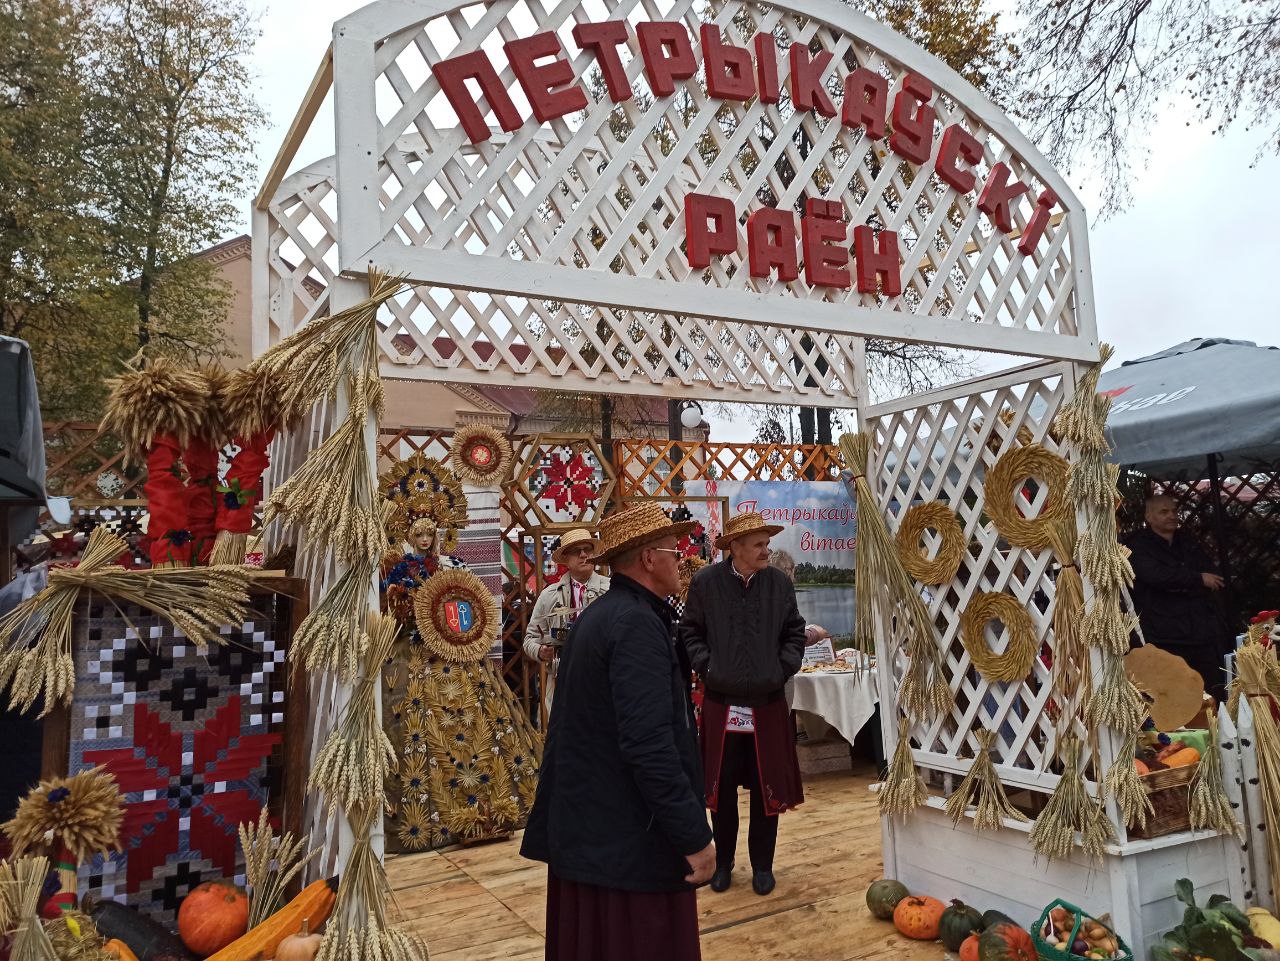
[679,511,805,897]
[523,527,610,714]
[522,503,715,961]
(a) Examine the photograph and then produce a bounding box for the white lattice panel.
[867,362,1094,795]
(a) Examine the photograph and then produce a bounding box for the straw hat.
[592,503,696,563]
[552,527,598,564]
[714,511,784,550]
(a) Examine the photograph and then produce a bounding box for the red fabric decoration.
[216,432,273,536]
[184,442,220,564]
[146,435,192,567]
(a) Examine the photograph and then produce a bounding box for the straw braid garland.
[943,729,1028,831]
[984,443,1071,552]
[960,592,1038,683]
[0,527,253,715]
[841,433,952,720]
[1047,513,1090,729]
[894,502,965,586]
[879,719,927,820]
[1029,734,1115,862]
[1189,706,1243,838]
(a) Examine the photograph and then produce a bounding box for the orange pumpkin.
[893,895,947,940]
[960,933,981,961]
[178,881,249,955]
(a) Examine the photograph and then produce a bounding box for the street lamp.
[678,400,704,432]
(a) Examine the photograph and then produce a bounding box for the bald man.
[1123,495,1230,698]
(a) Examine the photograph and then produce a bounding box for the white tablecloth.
[787,669,879,746]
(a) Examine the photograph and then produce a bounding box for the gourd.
[88,900,197,961]
[1248,906,1280,947]
[104,941,141,961]
[982,909,1016,929]
[274,918,323,961]
[893,895,946,940]
[960,934,981,961]
[939,900,985,951]
[1163,747,1201,767]
[866,879,910,920]
[203,877,338,961]
[978,922,1036,961]
[178,881,249,955]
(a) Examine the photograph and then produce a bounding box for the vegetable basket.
[1032,899,1133,961]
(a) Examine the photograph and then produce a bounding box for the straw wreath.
[879,718,927,819]
[984,443,1071,552]
[411,568,500,664]
[2,767,124,864]
[960,592,1038,683]
[894,502,965,586]
[289,561,375,682]
[102,357,212,462]
[1029,734,1115,862]
[1102,731,1155,833]
[1,856,59,961]
[0,527,253,715]
[943,729,1028,831]
[263,375,385,569]
[309,614,401,814]
[448,425,513,486]
[1189,706,1242,838]
[840,433,952,719]
[238,805,320,928]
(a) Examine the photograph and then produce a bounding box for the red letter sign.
[638,22,697,97]
[505,33,587,124]
[432,50,523,144]
[1017,188,1060,255]
[573,21,632,103]
[747,208,799,281]
[841,68,887,138]
[853,225,902,296]
[754,34,780,104]
[978,162,1030,234]
[686,193,738,268]
[801,199,850,288]
[788,44,836,118]
[936,124,982,194]
[701,25,755,101]
[889,74,935,166]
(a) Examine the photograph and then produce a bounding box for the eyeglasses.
[648,547,681,557]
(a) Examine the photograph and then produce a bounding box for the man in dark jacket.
[1124,494,1230,698]
[678,511,806,897]
[522,503,715,961]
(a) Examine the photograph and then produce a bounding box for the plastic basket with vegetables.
[1032,900,1132,961]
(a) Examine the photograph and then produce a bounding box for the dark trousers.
[711,732,779,872]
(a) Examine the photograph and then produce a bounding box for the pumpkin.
[960,934,981,961]
[104,941,141,961]
[178,881,248,955]
[203,877,338,961]
[274,917,323,961]
[893,895,946,940]
[982,909,1017,929]
[940,900,985,951]
[978,922,1036,961]
[866,879,910,920]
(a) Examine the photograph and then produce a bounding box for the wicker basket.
[1032,898,1133,961]
[1127,763,1197,840]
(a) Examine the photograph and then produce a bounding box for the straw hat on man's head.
[552,527,598,564]
[592,503,696,563]
[714,511,784,550]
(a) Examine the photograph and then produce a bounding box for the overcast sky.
[241,1,1280,439]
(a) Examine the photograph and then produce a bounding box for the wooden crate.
[1128,764,1197,840]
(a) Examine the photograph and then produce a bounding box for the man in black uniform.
[1124,494,1231,699]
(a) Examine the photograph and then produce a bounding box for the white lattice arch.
[255,0,1100,407]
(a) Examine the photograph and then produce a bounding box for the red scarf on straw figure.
[211,431,273,561]
[185,441,221,565]
[145,435,193,567]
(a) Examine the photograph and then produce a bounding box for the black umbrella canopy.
[1099,338,1280,479]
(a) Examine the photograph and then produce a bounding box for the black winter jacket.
[520,573,712,892]
[1124,527,1228,650]
[677,561,807,707]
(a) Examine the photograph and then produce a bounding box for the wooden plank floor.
[387,766,946,961]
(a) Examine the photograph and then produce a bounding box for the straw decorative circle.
[592,503,696,562]
[894,502,965,585]
[412,568,500,664]
[984,443,1070,551]
[714,511,784,550]
[552,528,598,565]
[961,591,1038,683]
[449,425,513,486]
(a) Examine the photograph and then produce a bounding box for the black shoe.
[751,870,776,896]
[709,864,733,892]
